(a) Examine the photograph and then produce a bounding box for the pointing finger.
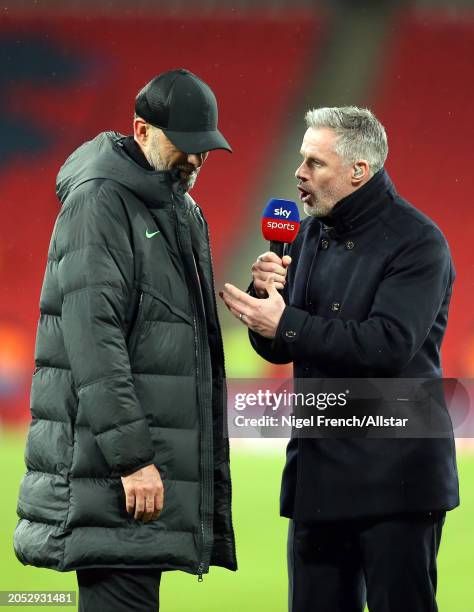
[222,292,252,316]
[224,283,258,306]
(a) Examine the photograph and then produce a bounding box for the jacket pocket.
[127,286,194,372]
[139,283,192,326]
[127,290,146,358]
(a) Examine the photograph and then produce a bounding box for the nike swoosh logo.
[146,229,160,238]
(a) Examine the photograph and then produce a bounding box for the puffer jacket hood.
[56,131,178,206]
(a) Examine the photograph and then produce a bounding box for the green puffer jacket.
[14,132,237,577]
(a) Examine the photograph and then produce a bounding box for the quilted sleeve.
[55,181,154,475]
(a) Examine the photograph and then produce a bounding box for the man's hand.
[121,464,164,523]
[252,252,292,298]
[220,276,286,338]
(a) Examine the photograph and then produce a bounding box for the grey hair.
[305,106,388,174]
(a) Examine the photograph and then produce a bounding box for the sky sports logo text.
[263,219,297,231]
[234,390,348,412]
[273,206,292,218]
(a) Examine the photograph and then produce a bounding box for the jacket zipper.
[172,199,214,580]
[197,556,204,583]
[202,216,237,571]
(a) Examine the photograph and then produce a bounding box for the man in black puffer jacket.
[14,69,237,611]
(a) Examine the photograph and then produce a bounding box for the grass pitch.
[1,431,472,610]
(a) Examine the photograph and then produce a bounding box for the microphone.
[261,198,300,258]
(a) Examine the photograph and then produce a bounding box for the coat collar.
[319,169,396,234]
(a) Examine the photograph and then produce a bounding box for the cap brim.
[163,128,232,154]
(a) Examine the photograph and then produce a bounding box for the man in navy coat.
[221,106,459,612]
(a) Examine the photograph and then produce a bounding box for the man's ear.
[351,160,370,185]
[133,117,150,146]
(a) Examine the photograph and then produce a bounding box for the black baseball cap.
[135,68,232,154]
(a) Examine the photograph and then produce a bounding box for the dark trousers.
[288,511,445,612]
[77,568,162,612]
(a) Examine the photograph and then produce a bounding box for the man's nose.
[295,162,307,181]
[187,152,207,169]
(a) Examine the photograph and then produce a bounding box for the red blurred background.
[1,1,473,424]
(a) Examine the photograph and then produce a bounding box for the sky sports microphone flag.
[261,198,300,257]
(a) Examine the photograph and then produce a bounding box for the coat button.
[345,240,355,250]
[331,302,340,312]
[320,239,329,250]
[284,330,297,341]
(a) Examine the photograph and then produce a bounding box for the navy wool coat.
[250,170,459,521]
